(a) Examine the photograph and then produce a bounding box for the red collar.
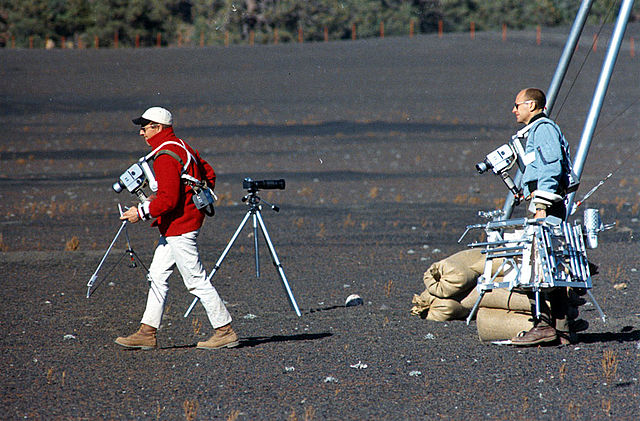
[146,127,177,149]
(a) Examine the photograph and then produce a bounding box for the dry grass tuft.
[384,279,393,297]
[192,318,202,336]
[602,399,612,417]
[226,409,240,421]
[343,213,355,228]
[65,236,79,251]
[304,406,316,421]
[567,401,581,421]
[183,399,198,421]
[602,349,618,383]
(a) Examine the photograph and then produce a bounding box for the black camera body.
[243,178,286,192]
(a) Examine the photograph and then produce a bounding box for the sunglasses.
[514,100,534,109]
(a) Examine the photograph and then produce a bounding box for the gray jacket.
[518,115,571,208]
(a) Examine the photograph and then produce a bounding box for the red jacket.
[143,127,215,237]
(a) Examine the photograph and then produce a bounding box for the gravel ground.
[1,26,640,420]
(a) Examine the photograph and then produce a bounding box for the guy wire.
[553,0,618,122]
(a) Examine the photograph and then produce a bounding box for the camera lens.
[112,181,124,193]
[475,161,490,174]
[256,179,285,190]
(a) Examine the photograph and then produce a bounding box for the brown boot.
[115,324,157,350]
[196,324,239,350]
[511,325,557,346]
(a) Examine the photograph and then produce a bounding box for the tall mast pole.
[566,0,636,216]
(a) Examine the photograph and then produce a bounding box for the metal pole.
[566,0,635,216]
[502,0,594,219]
[546,0,595,114]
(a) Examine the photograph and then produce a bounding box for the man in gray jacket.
[509,87,575,346]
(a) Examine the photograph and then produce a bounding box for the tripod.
[86,205,151,298]
[184,190,301,318]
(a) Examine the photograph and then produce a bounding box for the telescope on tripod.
[183,177,302,318]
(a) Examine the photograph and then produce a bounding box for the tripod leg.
[466,289,485,325]
[87,220,128,298]
[252,212,260,278]
[183,210,252,318]
[255,210,302,317]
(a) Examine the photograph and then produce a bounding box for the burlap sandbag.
[410,289,435,318]
[462,287,530,312]
[423,249,503,300]
[411,290,470,321]
[426,298,470,321]
[476,307,534,342]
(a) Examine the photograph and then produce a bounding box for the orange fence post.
[380,21,384,38]
[114,32,118,48]
[156,33,161,47]
[200,32,204,47]
[536,25,541,45]
[593,33,598,52]
[324,26,328,42]
[178,33,182,47]
[94,35,99,48]
[352,23,356,40]
[29,36,34,49]
[225,31,229,47]
[249,30,254,46]
[631,37,635,58]
[298,27,303,43]
[409,20,414,38]
[438,20,443,38]
[502,23,507,41]
[274,28,279,45]
[470,21,475,40]
[135,34,140,48]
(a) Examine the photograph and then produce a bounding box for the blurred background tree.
[0,0,637,48]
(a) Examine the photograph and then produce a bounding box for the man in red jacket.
[116,107,238,350]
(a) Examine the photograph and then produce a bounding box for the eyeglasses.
[140,124,159,132]
[514,100,534,109]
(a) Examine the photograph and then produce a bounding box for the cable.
[553,0,618,122]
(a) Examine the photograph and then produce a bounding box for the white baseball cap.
[132,107,173,126]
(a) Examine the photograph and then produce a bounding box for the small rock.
[63,334,77,341]
[424,333,435,340]
[614,283,628,290]
[284,366,295,372]
[409,371,422,377]
[324,376,338,383]
[243,313,257,319]
[350,361,368,369]
[345,294,363,307]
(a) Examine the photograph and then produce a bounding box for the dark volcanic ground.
[1,26,640,420]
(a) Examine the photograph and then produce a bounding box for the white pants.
[141,230,232,330]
